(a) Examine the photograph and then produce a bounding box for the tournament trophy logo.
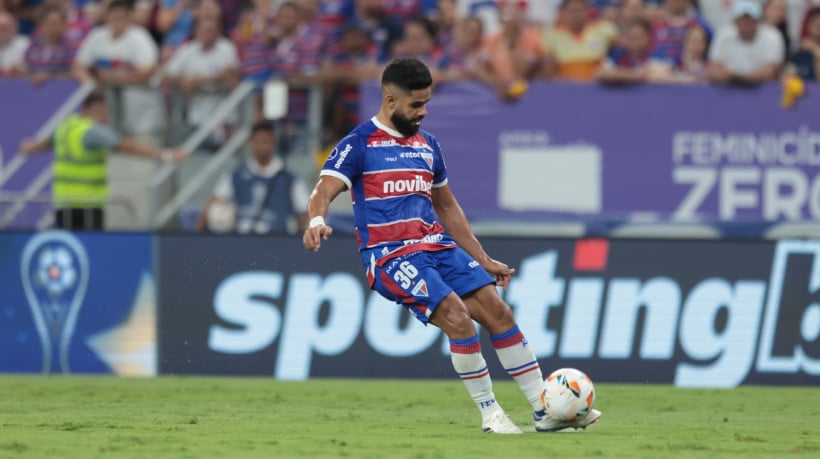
[20,231,89,374]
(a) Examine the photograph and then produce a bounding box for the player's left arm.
[432,184,515,289]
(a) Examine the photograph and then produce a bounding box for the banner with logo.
[157,234,820,387]
[360,82,820,232]
[0,231,156,375]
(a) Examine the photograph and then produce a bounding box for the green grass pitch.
[0,375,817,458]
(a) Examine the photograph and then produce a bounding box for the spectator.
[650,0,711,69]
[791,6,820,80]
[321,23,379,140]
[764,0,793,61]
[163,17,240,136]
[4,0,43,35]
[457,0,502,36]
[708,0,785,86]
[0,9,28,76]
[597,17,652,84]
[542,0,617,81]
[23,5,74,84]
[432,0,459,49]
[343,0,404,62]
[219,0,244,36]
[483,0,544,97]
[267,1,323,161]
[44,0,91,49]
[158,0,224,61]
[73,0,165,144]
[157,0,195,60]
[391,16,443,71]
[793,0,820,47]
[19,91,187,231]
[292,0,326,52]
[439,15,496,84]
[614,0,648,44]
[197,122,309,235]
[381,0,438,24]
[649,22,709,83]
[314,0,347,47]
[232,0,276,86]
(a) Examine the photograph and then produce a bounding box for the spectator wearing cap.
[542,0,617,81]
[708,0,785,86]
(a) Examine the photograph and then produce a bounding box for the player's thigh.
[434,248,495,297]
[462,284,516,335]
[372,252,453,325]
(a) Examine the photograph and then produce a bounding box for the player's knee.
[434,302,476,339]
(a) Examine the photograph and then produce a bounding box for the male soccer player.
[303,58,601,433]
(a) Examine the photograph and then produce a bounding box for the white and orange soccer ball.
[540,368,596,422]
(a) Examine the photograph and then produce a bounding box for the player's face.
[390,88,431,137]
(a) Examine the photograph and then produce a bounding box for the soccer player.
[303,58,601,433]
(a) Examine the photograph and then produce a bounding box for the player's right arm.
[303,175,347,252]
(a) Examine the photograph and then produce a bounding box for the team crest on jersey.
[420,153,433,169]
[411,279,429,297]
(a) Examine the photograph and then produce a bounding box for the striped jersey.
[320,116,457,274]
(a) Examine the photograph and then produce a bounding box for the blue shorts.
[372,247,495,324]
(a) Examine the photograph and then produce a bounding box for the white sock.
[491,325,545,412]
[450,334,501,422]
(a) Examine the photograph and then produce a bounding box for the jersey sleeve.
[319,134,364,189]
[431,136,448,188]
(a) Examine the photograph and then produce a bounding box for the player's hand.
[481,258,516,291]
[303,224,333,252]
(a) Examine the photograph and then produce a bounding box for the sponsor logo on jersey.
[468,260,480,268]
[383,175,433,194]
[334,144,353,169]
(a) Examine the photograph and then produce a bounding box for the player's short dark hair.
[82,91,107,109]
[381,58,433,92]
[251,122,275,137]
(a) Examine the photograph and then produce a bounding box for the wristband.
[309,216,326,228]
[161,149,173,162]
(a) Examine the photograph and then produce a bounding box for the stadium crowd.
[2,0,819,140]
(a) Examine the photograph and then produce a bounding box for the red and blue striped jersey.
[320,116,457,270]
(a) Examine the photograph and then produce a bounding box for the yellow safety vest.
[52,114,108,208]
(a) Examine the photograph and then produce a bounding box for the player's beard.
[391,110,422,137]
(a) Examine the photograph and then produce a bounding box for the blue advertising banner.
[360,82,820,227]
[0,231,155,375]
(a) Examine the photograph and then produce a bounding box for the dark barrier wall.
[2,231,817,386]
[156,234,820,387]
[0,230,154,375]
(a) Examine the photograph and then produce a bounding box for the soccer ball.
[540,368,596,422]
